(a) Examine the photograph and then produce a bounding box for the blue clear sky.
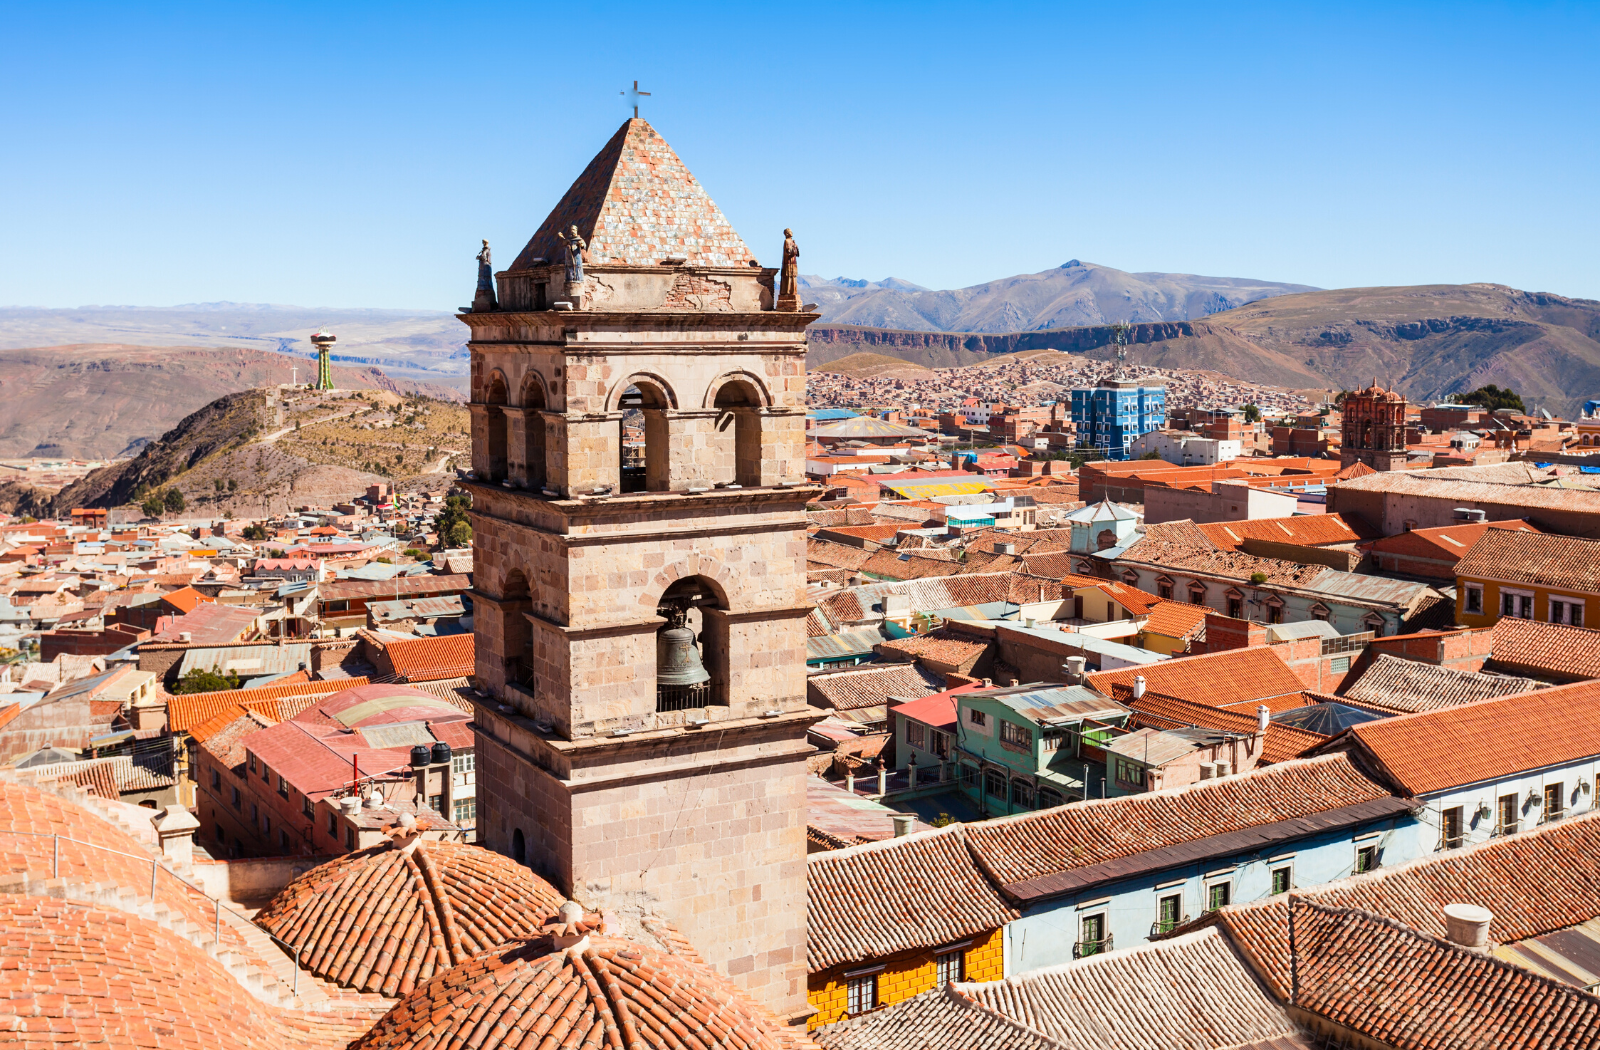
[3,2,1596,310]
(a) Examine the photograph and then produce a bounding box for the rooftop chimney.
[891,814,915,838]
[1257,704,1270,733]
[1133,675,1147,699]
[1442,903,1494,951]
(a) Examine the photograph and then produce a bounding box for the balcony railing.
[1150,917,1188,938]
[1073,934,1113,958]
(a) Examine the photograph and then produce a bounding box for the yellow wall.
[806,926,1004,1029]
[1138,630,1191,656]
[1455,576,1594,630]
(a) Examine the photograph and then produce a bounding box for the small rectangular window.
[231,787,240,809]
[846,974,878,1015]
[261,762,270,782]
[345,827,355,850]
[1545,783,1565,821]
[1207,882,1230,911]
[968,708,987,727]
[984,769,1007,800]
[1441,806,1464,850]
[210,769,221,790]
[1464,585,1483,614]
[1155,894,1182,934]
[999,720,1031,750]
[1498,793,1519,836]
[277,774,289,798]
[907,722,926,750]
[303,796,315,819]
[1330,655,1351,674]
[248,754,256,774]
[1077,913,1108,957]
[251,803,258,824]
[1355,844,1380,872]
[453,798,477,823]
[328,811,337,836]
[935,951,964,984]
[1271,867,1291,895]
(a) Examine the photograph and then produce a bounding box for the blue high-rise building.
[1070,378,1167,461]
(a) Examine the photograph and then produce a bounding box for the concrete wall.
[189,854,332,903]
[1144,484,1298,526]
[1329,485,1600,540]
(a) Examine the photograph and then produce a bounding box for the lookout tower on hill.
[310,327,336,390]
[458,117,820,1021]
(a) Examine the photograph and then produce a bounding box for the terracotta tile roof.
[1197,513,1375,551]
[380,633,475,682]
[319,574,471,603]
[813,983,1067,1050]
[256,840,566,996]
[1289,900,1600,1050]
[1369,518,1540,569]
[149,602,260,644]
[1018,551,1078,579]
[807,827,1018,972]
[808,663,944,712]
[200,710,274,771]
[874,631,990,666]
[806,538,875,571]
[1138,599,1212,640]
[1341,653,1537,713]
[189,704,251,743]
[1128,691,1328,763]
[961,928,1309,1050]
[1456,529,1600,593]
[1342,678,1600,795]
[509,118,757,270]
[168,677,371,733]
[352,932,788,1050]
[48,759,120,799]
[0,897,371,1050]
[860,548,964,580]
[1088,646,1305,708]
[964,754,1400,899]
[1489,617,1600,680]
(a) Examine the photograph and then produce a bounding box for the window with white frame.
[1552,598,1585,627]
[907,721,926,750]
[1464,584,1484,615]
[1502,589,1534,619]
[935,950,964,984]
[846,972,879,1015]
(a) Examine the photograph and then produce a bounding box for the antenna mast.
[1110,321,1133,368]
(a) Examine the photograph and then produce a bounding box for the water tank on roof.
[431,741,452,765]
[409,744,431,768]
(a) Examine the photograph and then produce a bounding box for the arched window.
[618,381,670,493]
[502,569,533,690]
[521,376,547,490]
[511,828,526,865]
[655,576,729,711]
[484,372,509,483]
[713,379,763,487]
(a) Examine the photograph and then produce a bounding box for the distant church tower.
[460,118,818,1020]
[1340,380,1410,471]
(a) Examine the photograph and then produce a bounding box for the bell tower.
[461,118,820,1021]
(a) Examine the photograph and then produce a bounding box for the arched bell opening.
[520,376,548,490]
[501,569,534,690]
[713,379,763,488]
[618,382,670,493]
[484,371,510,483]
[654,576,729,711]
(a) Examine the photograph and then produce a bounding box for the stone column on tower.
[457,117,820,1023]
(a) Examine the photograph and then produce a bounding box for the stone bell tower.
[460,118,820,1021]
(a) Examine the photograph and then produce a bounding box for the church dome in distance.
[255,839,566,997]
[351,907,789,1050]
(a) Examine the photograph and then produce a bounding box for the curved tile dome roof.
[351,927,788,1050]
[255,840,566,997]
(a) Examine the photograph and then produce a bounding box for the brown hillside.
[811,352,938,379]
[0,344,465,461]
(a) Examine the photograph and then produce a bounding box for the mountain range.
[799,260,1317,332]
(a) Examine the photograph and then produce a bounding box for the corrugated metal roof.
[357,720,436,750]
[807,628,888,662]
[812,417,936,439]
[880,480,993,498]
[973,683,1129,725]
[177,643,312,679]
[1299,570,1434,605]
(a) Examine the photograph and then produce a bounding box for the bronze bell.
[657,606,711,688]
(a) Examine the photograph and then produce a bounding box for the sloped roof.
[1128,690,1328,764]
[813,417,937,440]
[963,754,1400,900]
[1138,600,1212,640]
[1342,678,1600,795]
[1288,901,1600,1050]
[1457,528,1600,593]
[381,633,475,681]
[510,118,756,271]
[1341,653,1536,714]
[809,663,943,712]
[168,677,372,733]
[806,826,1018,972]
[1088,646,1305,708]
[1369,518,1540,565]
[962,928,1308,1050]
[1489,616,1600,680]
[813,984,1067,1050]
[874,631,990,666]
[1197,513,1374,551]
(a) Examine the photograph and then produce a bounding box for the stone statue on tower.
[560,226,589,285]
[776,228,801,311]
[472,240,498,313]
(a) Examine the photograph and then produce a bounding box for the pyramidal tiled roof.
[512,118,757,270]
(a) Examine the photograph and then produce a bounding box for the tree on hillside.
[1242,403,1261,423]
[140,493,165,519]
[1452,385,1525,413]
[436,493,472,548]
[227,478,238,492]
[242,524,268,541]
[164,488,186,514]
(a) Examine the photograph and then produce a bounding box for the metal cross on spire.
[621,80,651,118]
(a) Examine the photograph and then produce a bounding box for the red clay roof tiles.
[1088,646,1306,709]
[1341,652,1536,713]
[1489,616,1600,681]
[1456,529,1600,594]
[1342,678,1600,795]
[807,827,1018,972]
